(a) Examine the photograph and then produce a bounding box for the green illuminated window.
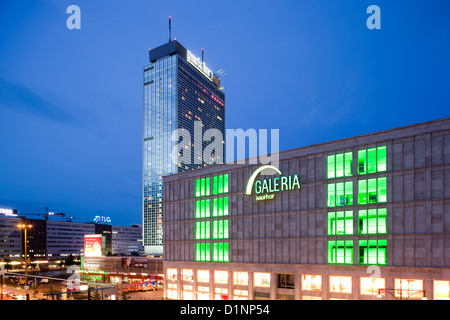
[195,199,210,218]
[358,239,387,265]
[212,197,229,217]
[213,242,229,262]
[358,178,387,205]
[358,208,387,234]
[212,174,229,195]
[328,211,353,235]
[327,152,352,179]
[327,182,353,207]
[358,146,387,175]
[212,219,229,239]
[195,221,211,240]
[195,177,211,197]
[194,174,230,263]
[195,243,211,262]
[328,240,353,265]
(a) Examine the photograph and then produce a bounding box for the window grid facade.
[194,174,229,262]
[327,146,387,266]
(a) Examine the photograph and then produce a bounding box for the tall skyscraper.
[143,40,225,255]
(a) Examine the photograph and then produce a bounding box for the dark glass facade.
[143,41,225,254]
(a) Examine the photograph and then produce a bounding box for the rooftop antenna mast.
[202,48,204,71]
[169,16,172,42]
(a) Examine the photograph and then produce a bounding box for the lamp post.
[18,223,32,299]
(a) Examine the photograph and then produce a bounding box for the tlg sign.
[93,216,111,225]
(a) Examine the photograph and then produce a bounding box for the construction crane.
[20,207,66,221]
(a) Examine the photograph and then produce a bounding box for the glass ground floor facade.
[163,262,450,300]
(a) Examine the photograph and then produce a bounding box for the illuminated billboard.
[84,234,102,257]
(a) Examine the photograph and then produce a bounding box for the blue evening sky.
[0,0,449,226]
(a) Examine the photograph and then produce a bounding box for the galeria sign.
[246,165,300,201]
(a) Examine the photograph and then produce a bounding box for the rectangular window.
[195,179,201,197]
[434,281,450,300]
[195,221,211,240]
[254,273,271,288]
[278,274,295,289]
[212,197,229,216]
[233,272,249,286]
[328,240,353,265]
[196,199,211,218]
[327,155,336,179]
[214,270,228,284]
[329,276,352,294]
[197,270,210,283]
[213,174,229,194]
[395,279,423,299]
[327,182,353,207]
[358,208,387,234]
[327,152,352,179]
[212,242,229,262]
[195,243,211,262]
[358,146,387,175]
[358,178,387,205]
[360,277,385,296]
[328,211,353,235]
[358,239,387,265]
[301,275,322,291]
[212,219,229,239]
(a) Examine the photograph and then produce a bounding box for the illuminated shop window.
[212,220,229,239]
[212,242,229,262]
[167,288,177,299]
[195,243,211,262]
[183,285,194,300]
[167,268,177,280]
[327,182,353,207]
[358,240,387,265]
[254,272,271,288]
[195,221,211,240]
[233,271,249,286]
[358,146,386,175]
[233,289,248,300]
[357,177,387,205]
[181,269,194,282]
[213,174,229,195]
[328,211,353,235]
[328,240,353,265]
[302,275,322,291]
[394,279,423,299]
[434,281,450,300]
[327,152,353,179]
[197,270,210,283]
[214,287,229,300]
[195,199,211,219]
[360,277,385,296]
[278,274,295,289]
[197,286,210,300]
[329,276,352,294]
[358,208,387,234]
[214,270,229,284]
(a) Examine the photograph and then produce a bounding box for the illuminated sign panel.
[84,234,103,257]
[93,215,111,225]
[187,50,214,82]
[246,165,300,201]
[0,208,17,217]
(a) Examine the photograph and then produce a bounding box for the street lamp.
[17,223,32,298]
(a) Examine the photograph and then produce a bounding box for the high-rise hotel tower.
[143,40,225,255]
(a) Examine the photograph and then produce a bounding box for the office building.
[163,117,450,300]
[143,40,225,254]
